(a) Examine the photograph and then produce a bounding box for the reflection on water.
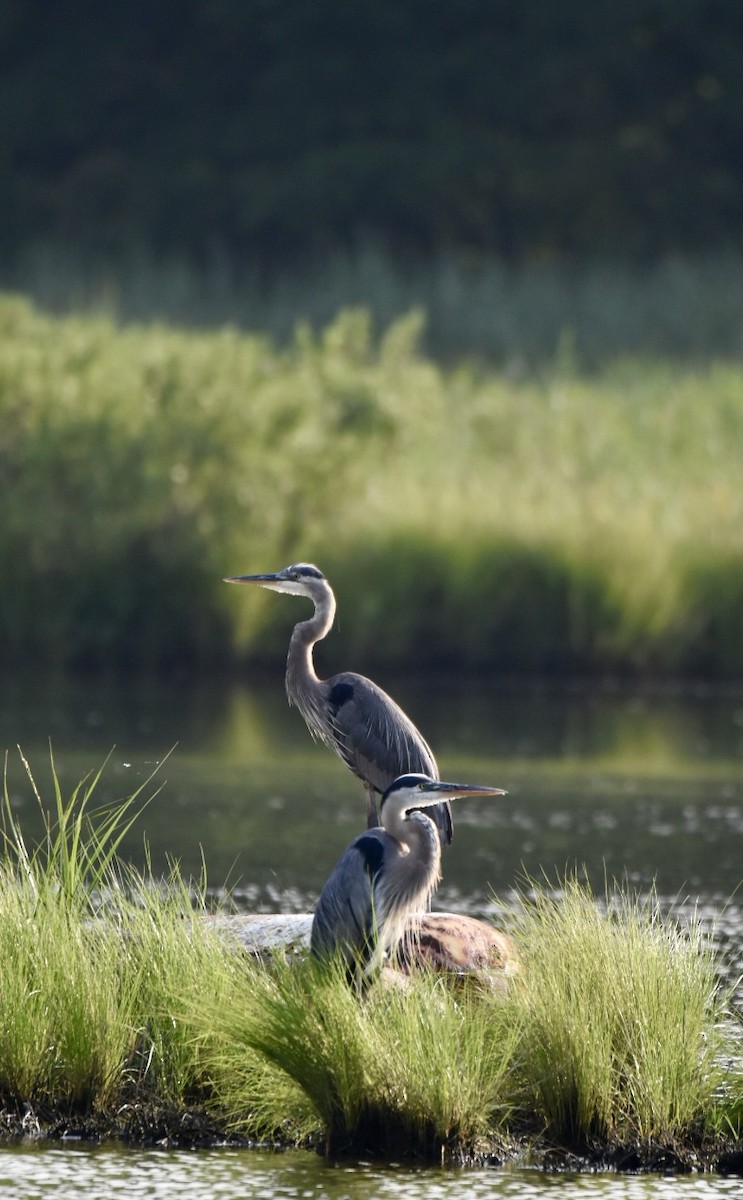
[1,673,742,908]
[0,1144,740,1200]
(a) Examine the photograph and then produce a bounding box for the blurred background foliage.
[2,296,743,678]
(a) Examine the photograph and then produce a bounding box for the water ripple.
[0,1145,740,1200]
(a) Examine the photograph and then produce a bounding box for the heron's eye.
[418,782,427,790]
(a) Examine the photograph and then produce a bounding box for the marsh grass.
[192,880,741,1163]
[2,747,154,901]
[0,749,237,1123]
[196,954,520,1157]
[0,747,157,1109]
[0,751,740,1164]
[507,876,728,1150]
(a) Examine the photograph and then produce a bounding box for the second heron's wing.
[310,830,389,976]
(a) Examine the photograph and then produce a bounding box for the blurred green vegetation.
[2,293,743,678]
[11,242,743,364]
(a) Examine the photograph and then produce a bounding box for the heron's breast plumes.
[373,813,441,941]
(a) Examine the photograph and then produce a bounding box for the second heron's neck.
[379,812,442,914]
[285,587,336,700]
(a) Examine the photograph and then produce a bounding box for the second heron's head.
[380,773,507,823]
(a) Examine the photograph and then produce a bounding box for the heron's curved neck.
[384,806,441,877]
[376,808,442,923]
[285,584,336,697]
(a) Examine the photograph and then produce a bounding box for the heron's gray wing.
[327,673,437,788]
[326,673,452,844]
[310,832,387,973]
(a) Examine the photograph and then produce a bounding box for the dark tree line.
[2,0,742,268]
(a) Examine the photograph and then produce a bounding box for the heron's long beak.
[224,570,312,599]
[223,572,282,585]
[419,780,507,802]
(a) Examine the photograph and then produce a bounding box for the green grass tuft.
[0,749,234,1119]
[507,875,728,1149]
[195,954,520,1157]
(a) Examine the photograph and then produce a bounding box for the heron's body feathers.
[325,672,437,790]
[309,814,441,981]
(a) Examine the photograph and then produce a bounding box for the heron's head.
[224,562,327,599]
[380,773,506,823]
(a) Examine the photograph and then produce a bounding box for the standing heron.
[310,773,506,985]
[224,563,452,843]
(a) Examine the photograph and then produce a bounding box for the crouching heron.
[310,773,506,986]
[224,562,452,844]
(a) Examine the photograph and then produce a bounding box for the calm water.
[1,671,742,1197]
[2,672,742,908]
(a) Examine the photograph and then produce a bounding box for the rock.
[205,912,312,955]
[205,911,517,983]
[400,913,518,978]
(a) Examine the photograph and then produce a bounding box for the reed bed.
[2,294,743,676]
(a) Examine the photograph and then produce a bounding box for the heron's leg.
[365,782,380,829]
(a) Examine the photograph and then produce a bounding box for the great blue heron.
[310,772,506,985]
[224,563,452,843]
